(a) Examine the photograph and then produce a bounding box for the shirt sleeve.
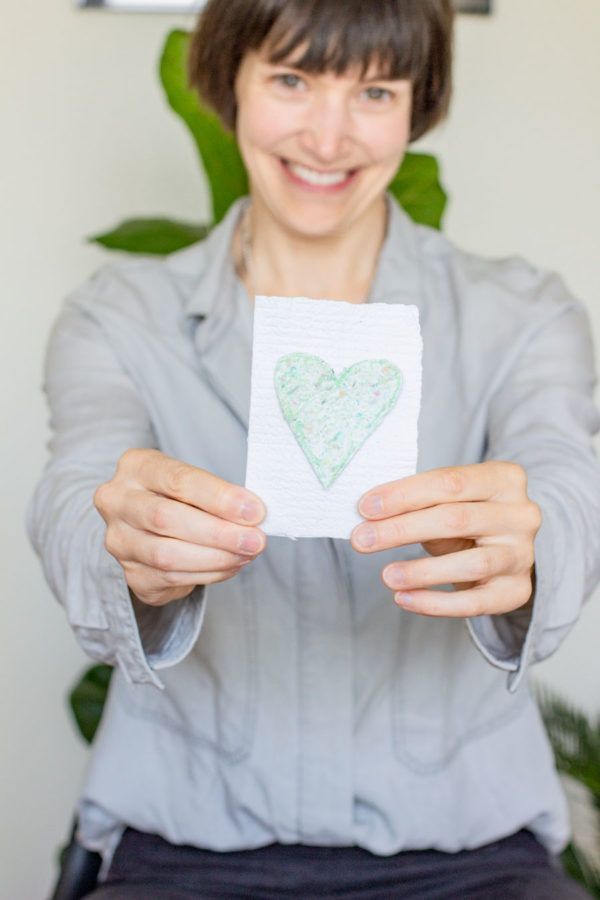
[465,280,600,693]
[25,278,206,690]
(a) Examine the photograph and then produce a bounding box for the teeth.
[287,161,349,187]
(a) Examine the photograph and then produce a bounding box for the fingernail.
[359,494,383,517]
[385,566,406,589]
[395,592,413,605]
[241,500,261,522]
[238,532,261,553]
[354,526,377,549]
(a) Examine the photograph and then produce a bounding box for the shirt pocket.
[390,613,531,775]
[119,564,259,763]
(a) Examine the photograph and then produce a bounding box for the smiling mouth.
[280,158,357,189]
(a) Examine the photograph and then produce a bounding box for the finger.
[382,544,526,592]
[352,500,539,553]
[122,490,266,556]
[392,575,534,618]
[124,449,266,525]
[358,461,527,519]
[120,528,254,573]
[127,561,243,594]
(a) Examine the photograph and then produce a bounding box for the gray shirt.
[26,195,600,877]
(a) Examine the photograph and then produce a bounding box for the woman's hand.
[94,448,267,608]
[350,461,541,617]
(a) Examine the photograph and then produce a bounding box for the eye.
[362,86,394,103]
[273,72,305,90]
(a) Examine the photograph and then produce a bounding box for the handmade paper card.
[245,296,422,540]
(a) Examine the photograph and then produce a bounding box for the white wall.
[1,1,598,896]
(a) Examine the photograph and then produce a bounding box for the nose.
[299,94,352,165]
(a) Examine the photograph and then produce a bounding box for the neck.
[241,195,388,304]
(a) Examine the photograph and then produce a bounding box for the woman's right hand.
[93,448,267,607]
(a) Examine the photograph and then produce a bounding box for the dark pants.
[87,826,590,899]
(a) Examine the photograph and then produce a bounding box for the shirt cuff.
[130,586,207,671]
[465,491,556,694]
[99,546,206,689]
[465,586,538,694]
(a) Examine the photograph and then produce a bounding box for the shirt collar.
[182,197,247,320]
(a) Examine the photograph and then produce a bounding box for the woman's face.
[234,48,413,238]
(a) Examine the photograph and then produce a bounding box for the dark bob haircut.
[188,0,454,143]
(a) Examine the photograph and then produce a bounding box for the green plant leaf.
[159,30,248,223]
[537,686,600,895]
[538,687,600,799]
[69,664,113,744]
[388,152,447,230]
[561,843,600,897]
[87,217,210,255]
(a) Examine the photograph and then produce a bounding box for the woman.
[27,0,599,897]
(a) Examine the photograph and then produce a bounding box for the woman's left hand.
[350,461,541,617]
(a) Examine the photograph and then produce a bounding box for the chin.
[275,196,362,238]
[277,182,391,240]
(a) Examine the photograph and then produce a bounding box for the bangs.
[260,0,429,81]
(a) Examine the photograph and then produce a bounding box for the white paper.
[245,296,422,540]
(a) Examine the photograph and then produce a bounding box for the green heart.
[274,352,403,489]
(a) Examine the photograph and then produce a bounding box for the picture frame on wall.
[455,0,491,11]
[76,0,492,13]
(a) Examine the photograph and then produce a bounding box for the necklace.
[238,198,379,304]
[239,199,256,301]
